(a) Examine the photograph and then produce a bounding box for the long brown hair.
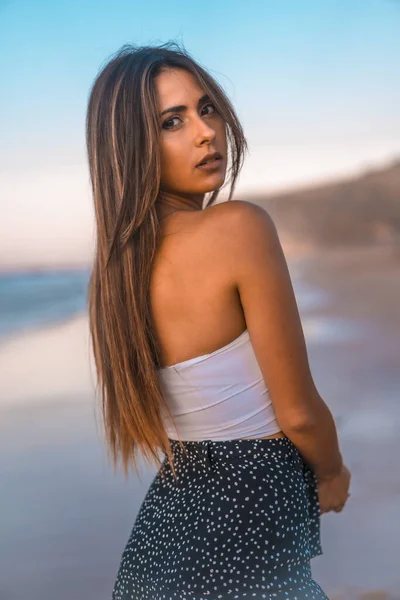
[85,41,248,479]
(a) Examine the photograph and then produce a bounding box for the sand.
[0,243,399,600]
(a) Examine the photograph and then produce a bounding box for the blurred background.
[0,1,399,599]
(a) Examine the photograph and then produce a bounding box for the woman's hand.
[317,464,351,515]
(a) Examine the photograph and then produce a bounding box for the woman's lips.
[196,157,223,171]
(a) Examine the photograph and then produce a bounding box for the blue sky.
[1,0,399,267]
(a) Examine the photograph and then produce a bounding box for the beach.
[0,243,399,600]
[295,245,400,599]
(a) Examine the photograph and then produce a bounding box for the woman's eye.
[202,102,216,115]
[162,103,216,130]
[162,116,181,130]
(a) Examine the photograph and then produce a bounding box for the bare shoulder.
[208,199,321,429]
[202,199,276,242]
[201,199,280,271]
[202,198,270,224]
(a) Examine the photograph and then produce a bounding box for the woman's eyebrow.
[159,94,210,117]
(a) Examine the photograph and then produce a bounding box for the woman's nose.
[194,118,216,145]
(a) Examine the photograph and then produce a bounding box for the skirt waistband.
[167,436,303,469]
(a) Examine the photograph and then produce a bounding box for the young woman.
[86,42,351,600]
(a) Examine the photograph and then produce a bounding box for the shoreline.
[0,311,97,410]
[1,242,397,412]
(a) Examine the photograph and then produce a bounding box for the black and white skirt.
[112,436,328,599]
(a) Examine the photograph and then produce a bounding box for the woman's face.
[155,67,228,198]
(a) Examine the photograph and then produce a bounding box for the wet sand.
[0,243,399,599]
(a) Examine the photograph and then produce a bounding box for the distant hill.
[243,158,400,249]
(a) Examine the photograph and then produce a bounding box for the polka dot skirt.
[112,437,328,599]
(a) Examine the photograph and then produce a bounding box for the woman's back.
[150,200,287,441]
[150,200,248,369]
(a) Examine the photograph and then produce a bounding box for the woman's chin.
[201,176,226,193]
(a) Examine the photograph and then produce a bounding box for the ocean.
[0,269,91,339]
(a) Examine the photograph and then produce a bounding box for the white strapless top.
[158,329,281,441]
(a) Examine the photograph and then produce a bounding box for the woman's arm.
[277,387,343,480]
[222,200,343,479]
